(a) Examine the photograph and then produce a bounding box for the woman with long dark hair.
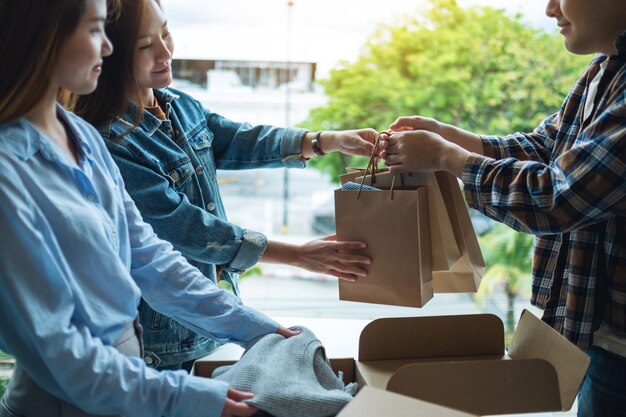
[0,1,295,416]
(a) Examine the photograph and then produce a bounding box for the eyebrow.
[87,16,107,23]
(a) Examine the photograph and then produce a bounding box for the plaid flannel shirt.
[462,32,626,350]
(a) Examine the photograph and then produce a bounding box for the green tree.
[302,0,590,181]
[476,222,534,335]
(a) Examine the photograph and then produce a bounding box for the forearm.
[260,240,300,267]
[438,122,484,155]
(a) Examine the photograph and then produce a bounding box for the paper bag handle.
[356,131,396,200]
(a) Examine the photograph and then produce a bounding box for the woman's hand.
[293,235,370,282]
[303,129,378,158]
[277,325,301,338]
[262,236,370,282]
[220,388,257,417]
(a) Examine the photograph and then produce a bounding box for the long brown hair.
[73,0,153,128]
[0,0,120,124]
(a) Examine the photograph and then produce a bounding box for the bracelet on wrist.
[311,131,325,157]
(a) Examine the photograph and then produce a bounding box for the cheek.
[133,56,151,81]
[166,38,175,57]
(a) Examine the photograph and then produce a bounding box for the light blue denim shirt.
[0,105,279,417]
[99,87,308,367]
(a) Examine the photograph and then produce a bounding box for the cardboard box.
[338,386,476,417]
[194,311,589,416]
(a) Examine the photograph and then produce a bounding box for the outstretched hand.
[322,129,378,157]
[295,235,370,282]
[220,388,257,417]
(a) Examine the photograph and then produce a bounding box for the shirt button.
[206,202,216,211]
[87,194,95,201]
[175,130,180,138]
[111,231,117,241]
[144,356,153,365]
[170,172,180,183]
[196,166,204,175]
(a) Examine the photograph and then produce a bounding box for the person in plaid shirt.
[378,0,626,415]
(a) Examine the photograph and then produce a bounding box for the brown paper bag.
[354,170,461,271]
[342,169,484,293]
[431,171,485,292]
[334,184,433,308]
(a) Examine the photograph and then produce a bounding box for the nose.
[545,0,560,18]
[102,34,113,58]
[156,38,172,63]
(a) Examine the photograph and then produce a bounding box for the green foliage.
[477,222,534,301]
[300,0,590,181]
[218,265,264,292]
[477,222,534,333]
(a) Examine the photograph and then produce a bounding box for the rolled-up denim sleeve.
[226,229,268,273]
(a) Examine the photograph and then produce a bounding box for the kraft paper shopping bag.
[334,185,433,308]
[431,171,485,292]
[354,170,461,271]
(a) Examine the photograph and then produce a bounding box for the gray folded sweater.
[212,326,357,417]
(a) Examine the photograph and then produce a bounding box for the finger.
[331,262,368,277]
[224,399,258,417]
[330,241,367,250]
[332,271,358,282]
[335,254,371,264]
[383,155,402,166]
[320,234,337,241]
[277,325,301,338]
[227,388,254,402]
[390,116,419,130]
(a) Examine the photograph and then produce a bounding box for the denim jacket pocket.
[189,131,217,177]
[163,157,194,192]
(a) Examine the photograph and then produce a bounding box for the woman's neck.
[25,86,79,165]
[140,88,156,107]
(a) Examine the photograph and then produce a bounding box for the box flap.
[387,359,561,415]
[508,310,590,410]
[359,315,503,361]
[355,359,417,389]
[337,386,477,417]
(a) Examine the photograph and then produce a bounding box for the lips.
[153,65,171,74]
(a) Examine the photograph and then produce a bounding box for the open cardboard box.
[195,310,589,416]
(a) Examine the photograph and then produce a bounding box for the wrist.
[311,131,326,156]
[440,142,470,178]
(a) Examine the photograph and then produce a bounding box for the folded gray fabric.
[212,326,357,417]
[340,181,380,191]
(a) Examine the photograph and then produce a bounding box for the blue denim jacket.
[99,87,308,367]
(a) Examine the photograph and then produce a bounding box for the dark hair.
[0,0,83,122]
[0,0,121,123]
[73,0,150,127]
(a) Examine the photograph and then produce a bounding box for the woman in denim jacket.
[74,0,376,373]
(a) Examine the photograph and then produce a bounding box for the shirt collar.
[117,88,180,135]
[3,104,94,166]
